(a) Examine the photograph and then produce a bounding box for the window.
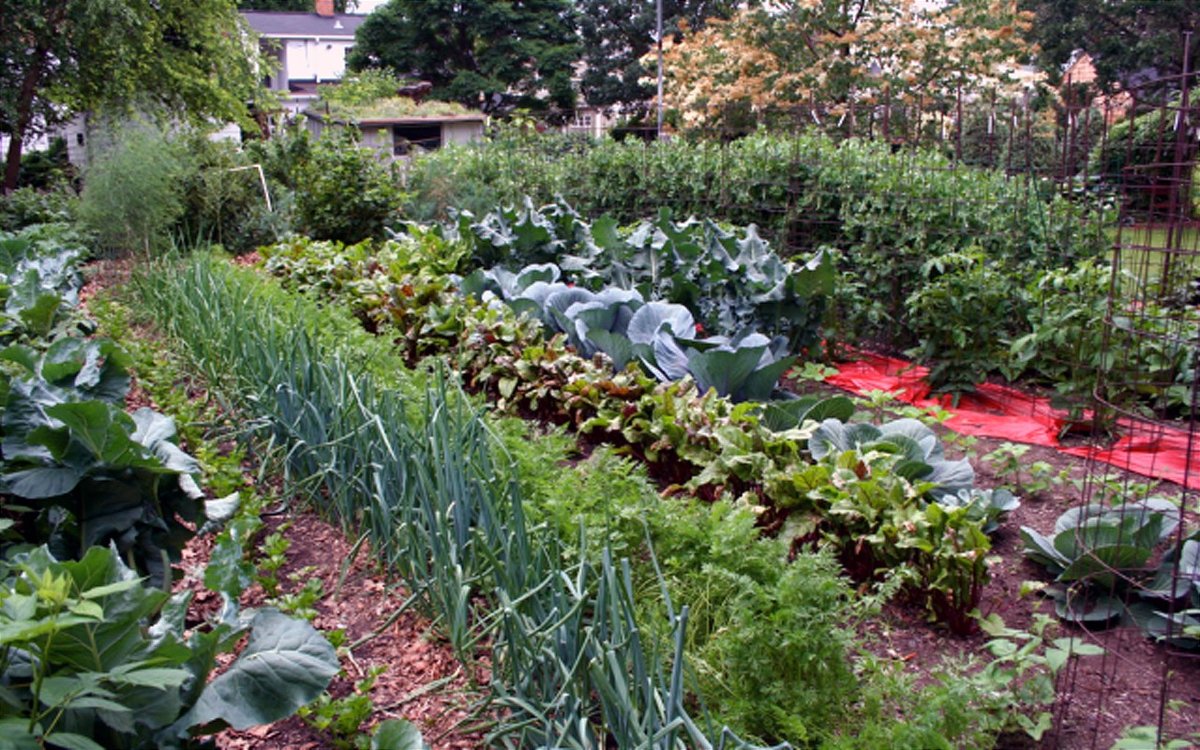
[393,123,442,155]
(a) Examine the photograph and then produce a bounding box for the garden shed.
[302,109,485,159]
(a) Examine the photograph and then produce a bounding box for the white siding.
[284,39,353,83]
[361,125,392,157]
[443,121,484,146]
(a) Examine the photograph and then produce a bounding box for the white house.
[241,0,368,116]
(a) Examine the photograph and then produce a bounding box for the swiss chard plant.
[797,417,1018,633]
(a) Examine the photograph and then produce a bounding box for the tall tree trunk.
[3,44,51,194]
[3,2,68,194]
[3,135,25,195]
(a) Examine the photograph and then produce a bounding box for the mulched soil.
[191,513,487,750]
[82,258,1200,749]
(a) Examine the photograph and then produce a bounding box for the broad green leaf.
[1054,593,1124,624]
[44,401,139,465]
[0,344,39,374]
[79,578,145,600]
[1020,527,1068,572]
[16,293,62,338]
[735,354,795,403]
[687,346,765,401]
[109,667,191,689]
[0,718,42,750]
[371,719,431,750]
[2,466,84,499]
[1058,545,1152,583]
[176,609,338,732]
[627,302,694,345]
[41,734,105,750]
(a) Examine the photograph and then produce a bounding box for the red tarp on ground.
[825,351,1198,490]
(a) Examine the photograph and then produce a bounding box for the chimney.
[315,0,334,17]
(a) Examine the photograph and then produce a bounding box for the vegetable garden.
[2,82,1199,749]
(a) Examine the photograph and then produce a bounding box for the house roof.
[241,11,365,40]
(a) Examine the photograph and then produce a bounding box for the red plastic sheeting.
[825,351,1198,490]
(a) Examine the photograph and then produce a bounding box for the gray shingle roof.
[241,11,366,39]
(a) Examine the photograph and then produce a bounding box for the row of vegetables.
[263,202,1200,649]
[261,215,1013,635]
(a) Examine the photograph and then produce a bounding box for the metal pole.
[656,0,664,138]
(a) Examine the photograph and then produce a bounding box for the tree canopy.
[658,0,1037,129]
[1021,0,1199,93]
[347,0,580,112]
[2,0,265,192]
[577,0,747,112]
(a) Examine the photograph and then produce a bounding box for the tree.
[577,0,747,111]
[347,0,580,112]
[1,0,265,193]
[1021,1,1199,93]
[659,0,1037,129]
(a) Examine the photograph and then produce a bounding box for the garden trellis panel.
[1051,55,1200,749]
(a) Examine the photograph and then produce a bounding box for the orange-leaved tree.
[656,0,1039,130]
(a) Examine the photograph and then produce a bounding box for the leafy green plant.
[1020,499,1188,627]
[0,225,89,345]
[904,249,1029,398]
[254,530,290,597]
[982,442,1068,498]
[0,337,238,589]
[300,665,387,750]
[808,417,977,500]
[277,572,324,622]
[0,545,339,749]
[294,129,405,244]
[447,197,835,351]
[465,266,798,402]
[0,186,77,232]
[975,613,1104,742]
[800,417,1016,632]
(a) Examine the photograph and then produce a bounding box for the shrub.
[16,136,73,190]
[0,185,77,231]
[294,128,405,243]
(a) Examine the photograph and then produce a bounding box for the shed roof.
[241,11,365,39]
